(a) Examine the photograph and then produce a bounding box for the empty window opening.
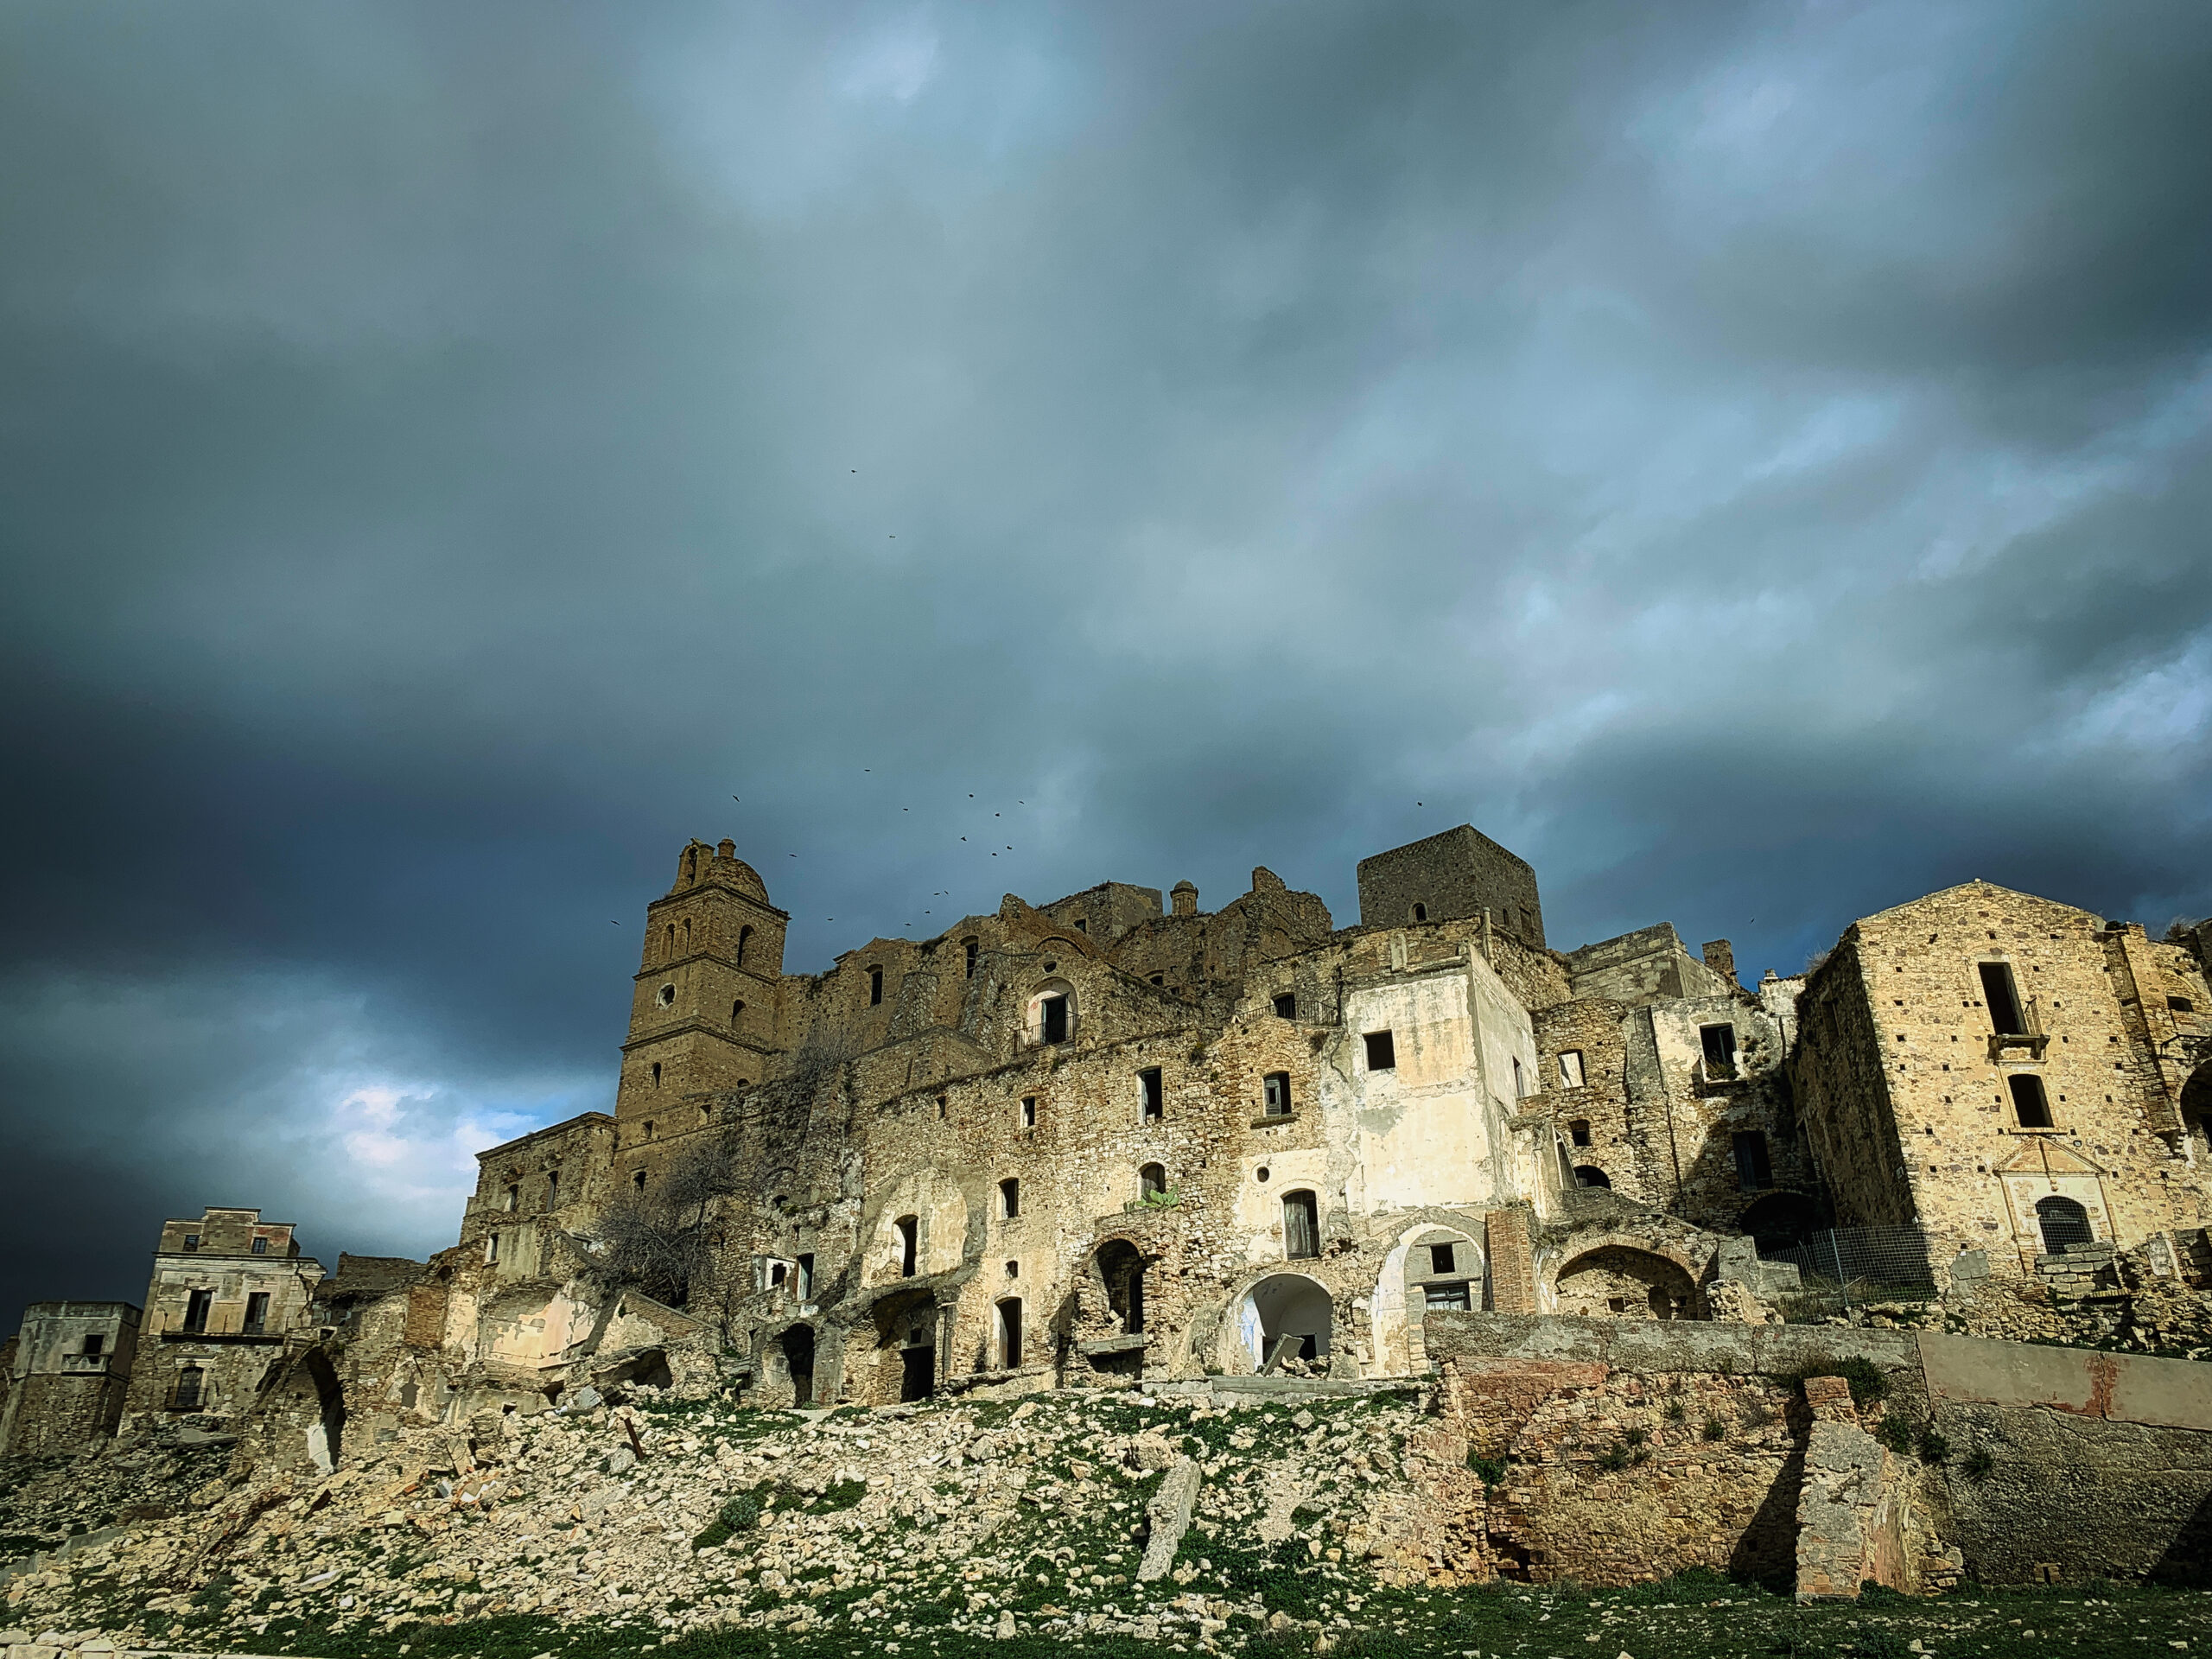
[2008,1073,2055,1128]
[1041,994,1070,1044]
[181,1234,200,1253]
[768,1261,787,1288]
[1513,1056,1528,1097]
[737,925,753,963]
[1424,1281,1471,1312]
[2037,1195,2094,1255]
[1255,1166,1270,1183]
[486,1233,500,1264]
[664,925,676,960]
[182,1289,212,1334]
[1568,1118,1592,1147]
[1732,1130,1773,1192]
[999,1178,1020,1219]
[1150,974,1165,986]
[650,1061,662,1087]
[644,1119,655,1139]
[173,1367,205,1411]
[965,939,979,978]
[1140,1162,1168,1200]
[1073,918,1087,933]
[2172,996,2197,1014]
[1020,1096,1037,1128]
[1282,1191,1320,1260]
[81,1333,105,1358]
[1412,902,1428,923]
[1700,1025,1738,1079]
[251,1235,269,1255]
[504,1184,519,1212]
[1364,1030,1396,1071]
[869,967,884,1006]
[632,1170,647,1193]
[1273,992,1296,1019]
[1262,1071,1293,1116]
[895,1215,919,1278]
[1141,1067,1165,1121]
[731,999,745,1024]
[1558,1050,1586,1089]
[1004,1259,1019,1278]
[796,1254,814,1298]
[1428,1242,1458,1275]
[546,1171,559,1208]
[997,1298,1024,1368]
[1980,963,2027,1036]
[242,1291,270,1334]
[1573,1165,1611,1189]
[1097,1240,1146,1334]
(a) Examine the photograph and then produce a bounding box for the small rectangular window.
[1428,1242,1457,1275]
[486,1233,500,1264]
[1273,992,1296,1020]
[796,1253,815,1299]
[1262,1071,1292,1116]
[1041,994,1069,1044]
[2171,996,2196,1014]
[1020,1096,1037,1128]
[999,1177,1020,1219]
[1980,963,2026,1036]
[1283,1192,1319,1260]
[1732,1131,1773,1192]
[251,1235,270,1255]
[869,967,884,1006]
[243,1291,270,1334]
[1140,1067,1164,1120]
[1423,1282,1471,1312]
[1363,1031,1396,1071]
[2008,1072,2055,1129]
[174,1368,204,1410]
[1700,1025,1738,1079]
[1568,1117,1592,1147]
[1557,1050,1586,1089]
[1513,1057,1527,1097]
[182,1289,211,1334]
[82,1333,105,1358]
[965,940,979,979]
[504,1185,519,1212]
[181,1235,200,1253]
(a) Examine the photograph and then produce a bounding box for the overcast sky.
[3,0,2208,1321]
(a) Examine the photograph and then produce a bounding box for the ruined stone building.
[9,823,2210,1471]
[0,1301,138,1457]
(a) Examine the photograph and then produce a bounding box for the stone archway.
[1234,1273,1334,1372]
[1554,1245,1704,1321]
[1370,1221,1484,1377]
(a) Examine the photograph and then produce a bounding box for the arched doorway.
[1554,1245,1702,1320]
[1738,1190,1821,1254]
[775,1324,816,1407]
[870,1293,938,1403]
[1095,1240,1146,1334]
[2036,1196,2094,1255]
[1238,1274,1333,1370]
[1573,1166,1611,1189]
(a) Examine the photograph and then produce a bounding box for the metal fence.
[1758,1224,1937,1312]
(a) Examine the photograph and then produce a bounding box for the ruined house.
[0,1302,138,1457]
[10,825,2210,1471]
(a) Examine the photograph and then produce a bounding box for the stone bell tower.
[615,839,786,1129]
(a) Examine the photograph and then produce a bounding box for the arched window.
[895,1215,918,1278]
[1139,1162,1167,1200]
[1573,1165,1611,1189]
[2037,1196,2094,1255]
[999,1178,1020,1219]
[1282,1190,1319,1259]
[664,925,676,960]
[1412,903,1427,923]
[650,1061,662,1087]
[964,939,979,979]
[681,918,692,951]
[731,999,746,1024]
[995,1298,1024,1369]
[738,925,753,964]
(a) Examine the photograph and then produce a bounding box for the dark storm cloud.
[2,0,2208,1316]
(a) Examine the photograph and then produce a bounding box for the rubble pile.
[0,1435,233,1561]
[0,1381,1443,1654]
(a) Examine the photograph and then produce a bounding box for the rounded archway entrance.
[1738,1190,1821,1254]
[1554,1245,1702,1320]
[1236,1273,1333,1370]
